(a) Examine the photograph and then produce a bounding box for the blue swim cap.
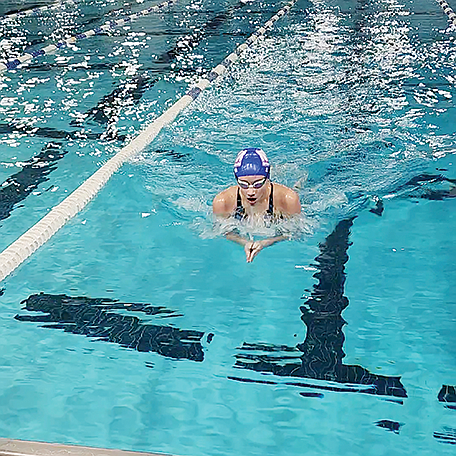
[233,148,270,179]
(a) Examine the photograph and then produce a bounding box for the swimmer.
[213,147,301,262]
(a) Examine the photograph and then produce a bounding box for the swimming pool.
[0,0,455,454]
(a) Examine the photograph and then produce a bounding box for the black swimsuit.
[234,183,275,221]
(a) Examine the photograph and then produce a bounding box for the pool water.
[0,0,455,455]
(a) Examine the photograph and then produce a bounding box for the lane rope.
[0,0,176,74]
[435,0,456,27]
[0,0,75,23]
[0,0,297,283]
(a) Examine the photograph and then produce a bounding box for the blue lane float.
[0,0,297,282]
[435,0,456,27]
[0,0,176,74]
[0,0,76,23]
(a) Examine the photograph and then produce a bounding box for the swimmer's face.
[237,175,269,206]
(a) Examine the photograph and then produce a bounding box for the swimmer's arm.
[220,225,288,263]
[213,207,251,249]
[212,215,249,245]
[224,230,289,254]
[254,233,290,252]
[224,230,249,246]
[258,235,288,247]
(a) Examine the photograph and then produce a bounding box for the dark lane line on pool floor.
[0,142,66,223]
[392,173,456,201]
[366,173,456,216]
[0,122,127,142]
[438,385,456,410]
[434,428,456,445]
[230,217,408,400]
[15,293,208,362]
[374,420,403,434]
[363,172,456,217]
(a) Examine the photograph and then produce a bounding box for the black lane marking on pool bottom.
[375,420,403,434]
[154,149,191,161]
[438,385,456,410]
[434,427,456,445]
[154,1,251,64]
[0,122,127,142]
[15,293,206,362]
[231,218,407,399]
[399,173,456,200]
[71,73,154,127]
[0,142,66,223]
[27,61,116,72]
[369,196,384,216]
[369,173,456,215]
[0,148,179,229]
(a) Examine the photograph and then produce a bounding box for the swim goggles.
[237,178,267,189]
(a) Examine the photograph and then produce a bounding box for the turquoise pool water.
[0,0,455,455]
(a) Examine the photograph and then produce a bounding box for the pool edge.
[0,439,174,456]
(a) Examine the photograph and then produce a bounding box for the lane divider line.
[0,0,176,74]
[0,0,297,283]
[0,0,75,23]
[435,0,456,27]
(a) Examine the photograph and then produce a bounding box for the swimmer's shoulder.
[213,186,238,217]
[273,183,301,216]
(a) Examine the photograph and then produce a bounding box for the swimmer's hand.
[245,241,265,263]
[244,235,288,262]
[224,231,288,262]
